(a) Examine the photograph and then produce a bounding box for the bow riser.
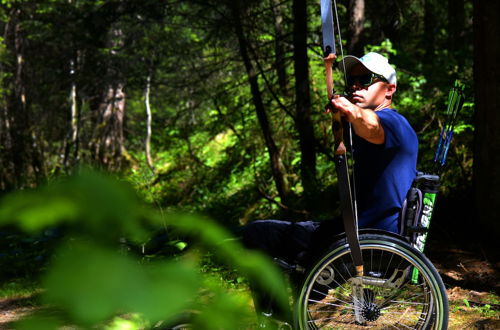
[320,0,363,277]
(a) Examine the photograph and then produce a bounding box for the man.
[334,52,418,234]
[242,52,418,319]
[243,51,417,256]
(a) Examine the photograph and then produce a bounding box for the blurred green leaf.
[160,213,289,310]
[43,240,200,325]
[0,170,152,243]
[15,316,62,330]
[0,191,78,232]
[192,286,253,328]
[1,170,289,328]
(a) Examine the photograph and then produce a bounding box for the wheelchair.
[293,232,448,329]
[274,172,448,329]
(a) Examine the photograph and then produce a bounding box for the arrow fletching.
[433,80,465,170]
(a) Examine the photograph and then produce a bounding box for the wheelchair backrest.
[399,172,440,251]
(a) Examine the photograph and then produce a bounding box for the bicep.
[354,111,385,144]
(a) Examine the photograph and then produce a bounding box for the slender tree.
[231,1,291,206]
[423,0,436,67]
[89,25,128,170]
[62,58,80,169]
[347,0,365,56]
[144,74,154,171]
[448,0,466,69]
[292,0,317,207]
[2,6,45,187]
[271,0,288,94]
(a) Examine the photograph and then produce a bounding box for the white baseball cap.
[338,52,397,85]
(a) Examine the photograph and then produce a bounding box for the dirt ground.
[426,240,500,329]
[0,296,40,329]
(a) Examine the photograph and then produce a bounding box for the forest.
[0,0,499,328]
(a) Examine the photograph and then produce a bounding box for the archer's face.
[347,64,396,111]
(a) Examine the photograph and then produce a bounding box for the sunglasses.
[346,73,387,87]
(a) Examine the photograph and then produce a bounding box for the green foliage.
[460,298,498,318]
[365,39,398,57]
[0,279,39,300]
[104,314,150,330]
[43,241,199,325]
[0,170,288,328]
[0,170,149,243]
[15,317,63,330]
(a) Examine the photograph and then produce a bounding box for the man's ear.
[386,84,396,99]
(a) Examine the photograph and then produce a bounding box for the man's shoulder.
[376,107,399,116]
[377,108,418,142]
[377,108,410,123]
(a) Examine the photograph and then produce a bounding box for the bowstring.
[333,0,359,226]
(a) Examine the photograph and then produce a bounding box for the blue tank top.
[353,108,418,233]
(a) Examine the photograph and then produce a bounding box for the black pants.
[241,219,344,264]
[241,219,344,320]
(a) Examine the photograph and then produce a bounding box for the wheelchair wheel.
[295,233,448,329]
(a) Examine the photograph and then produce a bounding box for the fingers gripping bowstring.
[332,0,359,225]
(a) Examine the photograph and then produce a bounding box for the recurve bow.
[320,0,363,277]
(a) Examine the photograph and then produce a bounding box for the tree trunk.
[92,83,126,169]
[90,27,128,170]
[4,8,44,187]
[144,74,154,171]
[271,0,287,94]
[231,2,290,206]
[11,10,29,186]
[348,0,365,56]
[423,0,436,67]
[292,0,317,205]
[473,0,500,236]
[15,10,45,184]
[63,58,80,170]
[0,102,14,191]
[0,13,15,191]
[448,0,465,67]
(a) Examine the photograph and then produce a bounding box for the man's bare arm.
[330,96,385,144]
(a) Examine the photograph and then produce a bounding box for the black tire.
[295,233,448,329]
